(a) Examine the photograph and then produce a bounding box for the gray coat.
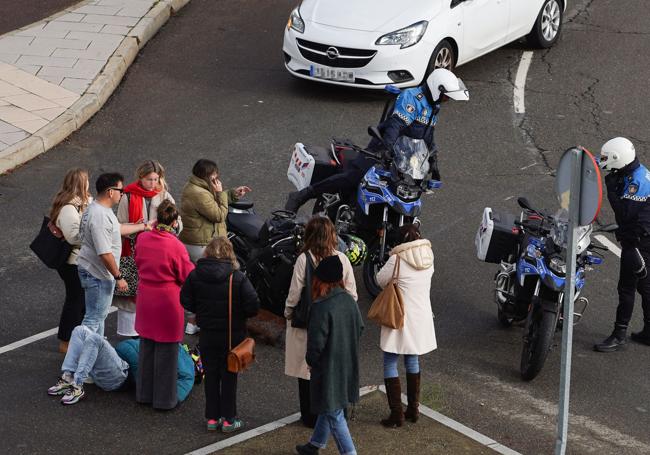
[306,287,364,414]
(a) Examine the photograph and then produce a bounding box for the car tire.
[526,0,563,48]
[423,39,455,83]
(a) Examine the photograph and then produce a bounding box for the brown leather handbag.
[367,256,405,329]
[226,273,256,373]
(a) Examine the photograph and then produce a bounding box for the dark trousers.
[311,167,366,200]
[616,247,650,327]
[201,342,238,421]
[56,263,85,341]
[299,378,317,427]
[136,338,178,410]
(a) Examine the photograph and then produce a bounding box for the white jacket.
[376,239,436,355]
[55,197,91,265]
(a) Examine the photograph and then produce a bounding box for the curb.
[0,0,191,175]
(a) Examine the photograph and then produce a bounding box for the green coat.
[178,175,237,246]
[306,287,364,414]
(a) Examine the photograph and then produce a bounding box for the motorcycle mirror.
[597,223,618,233]
[517,197,534,211]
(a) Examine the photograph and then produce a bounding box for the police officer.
[595,137,650,352]
[284,68,469,213]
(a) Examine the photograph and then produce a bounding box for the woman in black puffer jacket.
[180,237,259,433]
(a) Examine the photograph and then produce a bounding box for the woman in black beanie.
[296,255,364,455]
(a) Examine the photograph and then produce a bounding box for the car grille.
[296,38,376,68]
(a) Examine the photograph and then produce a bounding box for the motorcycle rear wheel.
[520,306,557,381]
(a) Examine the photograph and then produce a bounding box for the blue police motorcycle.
[287,128,440,296]
[476,197,614,380]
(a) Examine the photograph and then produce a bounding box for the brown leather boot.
[404,372,420,423]
[58,341,69,354]
[381,377,404,427]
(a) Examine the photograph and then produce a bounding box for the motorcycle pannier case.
[475,208,518,263]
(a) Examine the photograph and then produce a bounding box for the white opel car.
[283,0,565,88]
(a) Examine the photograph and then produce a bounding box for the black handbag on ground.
[30,216,73,269]
[291,253,314,329]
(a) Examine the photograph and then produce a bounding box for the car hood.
[299,0,443,32]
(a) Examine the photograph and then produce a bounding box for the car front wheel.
[423,39,455,83]
[527,0,563,48]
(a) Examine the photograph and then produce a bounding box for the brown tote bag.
[226,273,256,373]
[367,255,405,329]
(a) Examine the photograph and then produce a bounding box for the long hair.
[192,159,218,194]
[49,168,91,223]
[135,160,167,192]
[311,275,344,302]
[204,236,240,270]
[301,217,338,261]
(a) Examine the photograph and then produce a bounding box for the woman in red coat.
[135,200,195,409]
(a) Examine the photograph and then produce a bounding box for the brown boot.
[404,372,420,423]
[381,377,404,427]
[58,341,69,354]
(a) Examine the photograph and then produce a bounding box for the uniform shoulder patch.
[415,92,424,100]
[629,184,639,195]
[406,104,415,113]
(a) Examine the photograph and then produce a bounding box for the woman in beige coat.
[284,217,357,427]
[376,223,435,427]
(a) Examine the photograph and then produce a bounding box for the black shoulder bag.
[291,253,315,329]
[30,216,73,269]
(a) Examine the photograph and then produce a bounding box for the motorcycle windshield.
[393,136,430,180]
[551,210,593,254]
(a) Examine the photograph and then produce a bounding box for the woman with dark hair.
[180,237,260,433]
[375,223,435,427]
[113,160,181,337]
[295,255,363,455]
[179,159,251,335]
[49,168,92,353]
[134,200,195,410]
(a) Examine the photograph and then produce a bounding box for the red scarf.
[122,182,160,257]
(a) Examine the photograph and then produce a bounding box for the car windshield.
[392,136,430,180]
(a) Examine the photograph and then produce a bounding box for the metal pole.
[555,149,583,454]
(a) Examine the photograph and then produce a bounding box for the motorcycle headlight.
[287,8,304,33]
[375,21,428,49]
[396,184,419,200]
[548,257,566,275]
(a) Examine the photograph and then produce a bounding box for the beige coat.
[55,196,91,265]
[376,239,436,355]
[284,250,358,380]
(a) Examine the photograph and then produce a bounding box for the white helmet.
[599,137,635,171]
[426,68,469,102]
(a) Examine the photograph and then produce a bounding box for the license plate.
[310,65,354,82]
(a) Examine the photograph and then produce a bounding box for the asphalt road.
[0,0,79,35]
[1,0,650,454]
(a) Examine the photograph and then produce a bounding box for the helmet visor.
[445,78,469,101]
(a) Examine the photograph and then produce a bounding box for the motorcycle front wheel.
[520,306,558,381]
[363,239,395,297]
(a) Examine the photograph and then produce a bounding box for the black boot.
[295,443,319,454]
[631,321,650,346]
[594,324,627,352]
[285,186,315,213]
[381,377,404,427]
[298,379,317,428]
[404,372,421,423]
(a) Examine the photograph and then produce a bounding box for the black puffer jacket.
[180,258,259,349]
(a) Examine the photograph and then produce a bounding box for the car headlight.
[375,21,428,49]
[287,8,305,33]
[548,257,566,275]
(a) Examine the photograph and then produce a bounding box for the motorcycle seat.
[227,212,265,241]
[230,201,254,210]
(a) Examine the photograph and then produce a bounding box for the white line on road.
[514,51,534,114]
[0,307,117,355]
[594,234,621,258]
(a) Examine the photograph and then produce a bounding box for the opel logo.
[326,46,340,60]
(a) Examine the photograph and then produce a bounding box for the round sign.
[555,146,602,226]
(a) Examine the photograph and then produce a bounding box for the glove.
[632,248,647,279]
[428,153,441,181]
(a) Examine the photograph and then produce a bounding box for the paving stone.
[31,37,91,50]
[38,75,65,85]
[52,43,116,61]
[0,130,29,145]
[17,65,41,75]
[0,80,27,97]
[57,13,86,22]
[16,56,78,68]
[51,96,80,108]
[12,118,48,134]
[116,6,151,17]
[0,141,8,152]
[3,93,60,111]
[44,21,104,33]
[0,70,77,102]
[66,31,124,45]
[39,59,105,80]
[81,14,140,27]
[32,106,67,121]
[0,99,9,106]
[0,105,43,124]
[0,54,19,64]
[0,62,16,73]
[74,5,123,15]
[60,78,92,94]
[0,120,22,133]
[15,24,70,39]
[96,0,154,6]
[100,25,131,35]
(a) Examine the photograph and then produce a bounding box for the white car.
[283,0,565,89]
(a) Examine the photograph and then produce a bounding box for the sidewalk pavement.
[187,388,521,455]
[0,0,190,174]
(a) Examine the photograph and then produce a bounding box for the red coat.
[135,230,195,342]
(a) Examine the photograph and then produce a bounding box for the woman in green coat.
[296,255,363,455]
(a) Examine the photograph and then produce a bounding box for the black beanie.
[314,255,343,283]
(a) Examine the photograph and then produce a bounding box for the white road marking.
[514,51,534,114]
[594,234,621,257]
[0,307,117,355]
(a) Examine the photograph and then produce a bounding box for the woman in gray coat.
[296,255,363,455]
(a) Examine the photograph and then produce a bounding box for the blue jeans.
[310,409,356,455]
[78,267,115,337]
[62,325,129,390]
[383,352,420,378]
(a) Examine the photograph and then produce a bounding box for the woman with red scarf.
[113,160,183,337]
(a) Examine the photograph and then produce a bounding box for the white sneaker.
[185,322,200,335]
